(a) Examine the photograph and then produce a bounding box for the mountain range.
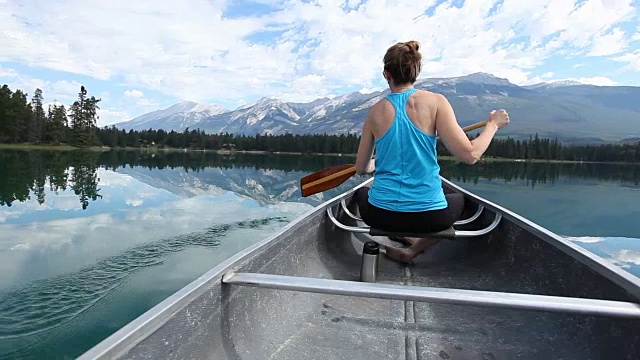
[113,73,640,143]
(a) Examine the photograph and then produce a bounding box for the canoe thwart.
[327,205,502,238]
[222,272,640,319]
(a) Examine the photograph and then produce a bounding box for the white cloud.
[49,80,83,99]
[122,89,160,111]
[0,0,638,106]
[0,64,18,78]
[565,236,605,244]
[126,198,144,207]
[612,249,640,267]
[571,76,617,86]
[98,108,132,127]
[524,75,616,86]
[359,87,377,94]
[588,28,628,56]
[615,50,640,71]
[124,89,144,99]
[0,68,83,101]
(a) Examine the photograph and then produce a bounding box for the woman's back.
[354,39,509,263]
[367,88,447,212]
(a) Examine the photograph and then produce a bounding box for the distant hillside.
[113,73,640,143]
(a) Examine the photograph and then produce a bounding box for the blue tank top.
[367,88,448,212]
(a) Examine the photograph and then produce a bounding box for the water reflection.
[439,160,640,188]
[0,151,102,210]
[2,149,639,212]
[0,216,289,339]
[0,150,326,359]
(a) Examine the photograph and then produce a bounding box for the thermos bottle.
[360,241,379,282]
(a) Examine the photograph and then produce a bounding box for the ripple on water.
[0,216,289,340]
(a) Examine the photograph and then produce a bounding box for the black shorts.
[355,186,465,234]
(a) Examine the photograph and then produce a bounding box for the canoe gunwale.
[439,176,640,300]
[76,177,374,360]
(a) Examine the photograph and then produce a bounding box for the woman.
[355,40,510,263]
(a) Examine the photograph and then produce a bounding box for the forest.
[1,83,639,163]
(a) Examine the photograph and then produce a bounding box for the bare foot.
[385,237,442,264]
[384,245,417,264]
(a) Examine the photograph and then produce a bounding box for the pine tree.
[69,86,100,147]
[7,89,32,143]
[0,85,12,142]
[29,88,45,143]
[69,86,87,146]
[49,104,68,144]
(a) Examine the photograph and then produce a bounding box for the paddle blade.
[300,164,356,197]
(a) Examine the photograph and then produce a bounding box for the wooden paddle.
[300,120,488,197]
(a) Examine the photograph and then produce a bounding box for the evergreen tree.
[48,104,68,144]
[69,86,100,147]
[29,88,45,143]
[7,89,31,143]
[69,87,87,146]
[0,85,12,142]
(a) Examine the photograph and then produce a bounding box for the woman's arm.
[355,111,376,175]
[435,94,508,164]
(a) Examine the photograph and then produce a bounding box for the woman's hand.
[489,109,510,129]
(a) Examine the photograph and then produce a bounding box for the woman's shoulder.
[411,89,444,108]
[414,88,443,100]
[368,96,395,115]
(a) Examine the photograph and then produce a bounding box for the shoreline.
[0,143,637,166]
[0,143,109,152]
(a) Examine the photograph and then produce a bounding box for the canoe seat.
[327,200,502,239]
[368,226,456,240]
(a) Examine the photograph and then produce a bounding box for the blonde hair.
[383,40,422,85]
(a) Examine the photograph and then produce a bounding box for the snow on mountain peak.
[166,101,200,113]
[419,72,513,87]
[225,96,301,127]
[305,91,369,122]
[524,79,583,90]
[549,80,583,86]
[166,101,227,115]
[114,100,228,131]
[189,103,228,115]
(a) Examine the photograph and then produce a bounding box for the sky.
[0,0,639,127]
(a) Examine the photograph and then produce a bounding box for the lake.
[1,149,639,359]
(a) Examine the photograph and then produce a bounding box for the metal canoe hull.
[78,177,640,360]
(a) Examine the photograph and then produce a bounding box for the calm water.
[0,149,639,359]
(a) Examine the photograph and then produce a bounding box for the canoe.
[78,177,640,360]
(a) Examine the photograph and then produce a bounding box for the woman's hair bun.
[405,40,420,53]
